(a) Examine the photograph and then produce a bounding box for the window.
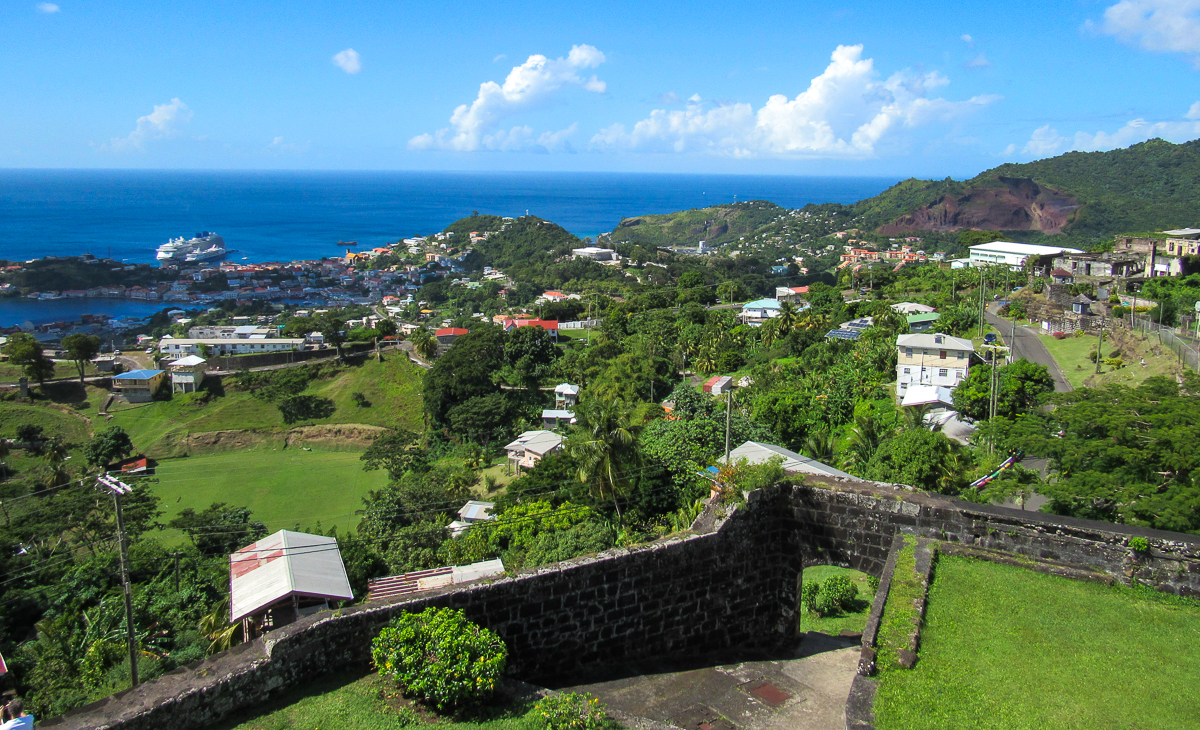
[905,347,913,357]
[939,368,948,377]
[903,367,911,374]
[957,351,965,360]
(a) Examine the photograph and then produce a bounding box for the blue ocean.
[0,170,897,325]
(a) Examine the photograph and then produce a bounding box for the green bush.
[1129,536,1150,553]
[371,607,508,710]
[815,575,859,616]
[800,580,820,612]
[535,692,611,730]
[867,574,881,595]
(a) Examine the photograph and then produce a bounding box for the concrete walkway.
[986,305,1073,392]
[554,633,860,730]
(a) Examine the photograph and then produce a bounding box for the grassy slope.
[608,202,784,249]
[153,447,389,540]
[798,565,875,635]
[875,555,1200,730]
[101,355,425,457]
[1039,330,1182,389]
[217,670,539,730]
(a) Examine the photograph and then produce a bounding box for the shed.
[702,375,733,394]
[230,530,353,636]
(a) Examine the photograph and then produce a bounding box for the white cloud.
[1094,0,1200,65]
[656,91,683,105]
[96,98,193,152]
[966,53,991,68]
[961,33,974,45]
[268,136,310,153]
[36,3,59,12]
[591,45,998,159]
[493,54,507,63]
[409,44,606,152]
[333,48,361,74]
[1017,105,1200,156]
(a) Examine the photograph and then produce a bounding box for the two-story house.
[895,333,974,402]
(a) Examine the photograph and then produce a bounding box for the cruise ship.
[156,232,225,263]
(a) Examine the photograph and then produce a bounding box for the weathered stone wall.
[787,477,1200,596]
[44,477,1200,729]
[45,491,797,730]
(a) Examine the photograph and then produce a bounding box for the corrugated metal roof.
[229,530,353,622]
[113,369,164,380]
[458,501,495,521]
[729,441,853,479]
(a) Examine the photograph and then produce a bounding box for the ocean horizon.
[0,169,897,265]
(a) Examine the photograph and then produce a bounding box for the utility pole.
[978,266,987,337]
[97,473,138,689]
[724,388,733,464]
[1095,325,1105,375]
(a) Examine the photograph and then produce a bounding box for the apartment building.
[895,333,974,401]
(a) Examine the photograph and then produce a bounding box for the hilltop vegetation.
[852,138,1200,238]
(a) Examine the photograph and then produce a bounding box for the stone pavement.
[553,632,861,730]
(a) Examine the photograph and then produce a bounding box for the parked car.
[145,347,155,354]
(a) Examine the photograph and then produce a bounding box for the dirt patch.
[175,429,283,455]
[284,423,387,449]
[877,176,1081,235]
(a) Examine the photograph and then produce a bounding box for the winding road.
[986,305,1073,393]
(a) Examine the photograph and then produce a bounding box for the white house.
[895,333,974,401]
[229,530,353,637]
[740,298,783,325]
[167,355,207,393]
[158,338,305,356]
[504,430,564,472]
[890,302,936,315]
[572,246,617,261]
[554,383,580,408]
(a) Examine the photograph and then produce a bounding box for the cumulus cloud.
[590,45,998,158]
[333,48,361,74]
[96,98,193,152]
[36,3,60,12]
[1092,0,1200,65]
[409,44,606,152]
[1016,104,1200,156]
[965,53,991,68]
[961,33,974,45]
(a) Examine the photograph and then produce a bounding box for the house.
[447,501,497,537]
[366,559,505,602]
[702,375,733,395]
[229,530,354,639]
[501,318,558,341]
[967,241,1083,271]
[572,247,616,261]
[111,369,166,403]
[105,455,154,475]
[728,441,852,479]
[542,291,568,302]
[435,328,469,345]
[905,312,941,333]
[895,333,974,402]
[890,302,935,315]
[1050,268,1075,284]
[740,298,782,325]
[542,409,576,428]
[504,430,564,471]
[900,384,957,410]
[167,355,207,393]
[774,286,809,304]
[554,383,580,408]
[1071,294,1094,315]
[306,331,325,346]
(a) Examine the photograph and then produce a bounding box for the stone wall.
[45,477,1200,729]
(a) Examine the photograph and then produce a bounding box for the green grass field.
[152,447,390,539]
[874,555,1200,730]
[1039,329,1182,389]
[216,670,540,730]
[798,565,875,635]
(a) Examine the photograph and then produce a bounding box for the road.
[986,305,1073,393]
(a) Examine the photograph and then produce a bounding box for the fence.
[1127,315,1200,373]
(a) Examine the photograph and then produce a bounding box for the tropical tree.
[802,429,838,465]
[83,426,135,470]
[411,328,438,360]
[5,332,55,385]
[840,413,897,473]
[61,333,102,383]
[565,400,646,520]
[776,301,802,332]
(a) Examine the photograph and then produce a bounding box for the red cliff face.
[877,177,1082,235]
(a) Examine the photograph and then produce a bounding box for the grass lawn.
[874,555,1200,730]
[798,565,875,636]
[152,447,389,540]
[215,669,540,730]
[0,399,93,444]
[1039,329,1182,390]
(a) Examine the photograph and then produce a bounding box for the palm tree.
[776,301,801,332]
[566,400,646,520]
[759,318,782,349]
[841,413,896,473]
[411,328,438,360]
[694,345,719,375]
[802,429,839,465]
[900,404,931,431]
[199,598,244,654]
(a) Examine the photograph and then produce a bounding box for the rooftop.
[113,369,164,380]
[969,241,1084,256]
[896,333,975,351]
[729,440,852,479]
[229,530,353,622]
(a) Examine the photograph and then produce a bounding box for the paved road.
[986,305,1073,393]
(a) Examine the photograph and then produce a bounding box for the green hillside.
[608,201,787,249]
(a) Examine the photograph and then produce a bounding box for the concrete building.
[572,246,617,261]
[702,375,734,395]
[774,286,809,304]
[505,430,564,471]
[905,312,941,333]
[740,298,783,325]
[167,355,207,393]
[967,241,1083,270]
[554,383,580,408]
[895,333,974,401]
[111,369,167,403]
[542,409,576,428]
[890,302,935,315]
[158,338,304,356]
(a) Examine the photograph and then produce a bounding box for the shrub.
[815,575,859,616]
[535,692,610,730]
[1129,536,1150,553]
[1103,357,1125,369]
[1051,331,1067,340]
[800,580,819,612]
[352,391,371,408]
[371,607,507,710]
[867,574,881,595]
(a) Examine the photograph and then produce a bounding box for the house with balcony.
[504,430,564,472]
[895,333,974,402]
[111,369,167,403]
[554,383,580,408]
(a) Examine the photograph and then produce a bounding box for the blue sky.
[1,0,1198,176]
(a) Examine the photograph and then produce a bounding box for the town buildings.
[158,338,305,356]
[966,241,1083,270]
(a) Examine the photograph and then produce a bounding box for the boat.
[185,243,228,263]
[156,232,225,262]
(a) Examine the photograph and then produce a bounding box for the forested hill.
[854,138,1200,237]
